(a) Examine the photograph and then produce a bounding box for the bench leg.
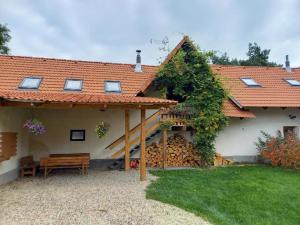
[20,169,24,178]
[44,167,47,178]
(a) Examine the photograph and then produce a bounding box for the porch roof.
[0,91,176,109]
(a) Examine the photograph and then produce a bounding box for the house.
[152,36,300,163]
[0,36,299,184]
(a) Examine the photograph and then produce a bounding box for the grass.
[146,165,300,225]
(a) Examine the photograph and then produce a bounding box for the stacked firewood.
[146,134,202,167]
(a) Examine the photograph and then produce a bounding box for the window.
[240,78,261,87]
[105,81,122,93]
[19,77,42,89]
[64,79,83,91]
[283,126,299,138]
[284,79,300,86]
[70,130,85,141]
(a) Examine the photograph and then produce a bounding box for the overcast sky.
[0,0,299,67]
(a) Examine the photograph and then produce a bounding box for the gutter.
[229,96,243,109]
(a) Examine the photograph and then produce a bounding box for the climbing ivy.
[154,38,228,165]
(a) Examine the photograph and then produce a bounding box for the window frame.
[64,79,83,91]
[284,78,300,86]
[19,77,43,90]
[283,126,299,138]
[104,80,122,93]
[70,129,86,141]
[240,77,261,87]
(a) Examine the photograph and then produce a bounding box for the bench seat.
[40,153,90,177]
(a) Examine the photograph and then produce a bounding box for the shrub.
[159,120,175,131]
[255,131,300,169]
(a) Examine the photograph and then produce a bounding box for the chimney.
[135,50,142,72]
[285,55,291,72]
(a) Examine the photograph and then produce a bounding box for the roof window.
[240,78,261,87]
[64,79,83,91]
[105,81,122,93]
[285,79,300,86]
[19,77,42,89]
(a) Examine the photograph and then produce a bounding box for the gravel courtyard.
[0,170,210,225]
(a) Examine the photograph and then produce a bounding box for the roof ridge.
[211,64,284,69]
[0,54,157,67]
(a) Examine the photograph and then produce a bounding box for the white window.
[105,81,122,93]
[19,77,42,89]
[70,130,85,141]
[240,78,261,87]
[285,79,300,86]
[283,126,299,138]
[64,79,83,91]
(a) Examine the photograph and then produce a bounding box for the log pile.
[146,134,202,167]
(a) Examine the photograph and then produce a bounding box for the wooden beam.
[0,101,173,110]
[140,109,146,181]
[124,110,130,171]
[162,130,167,169]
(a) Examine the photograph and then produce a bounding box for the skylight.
[240,78,261,87]
[285,79,300,86]
[19,77,42,89]
[64,79,83,91]
[105,81,122,93]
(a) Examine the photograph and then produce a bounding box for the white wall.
[29,108,157,160]
[3,106,298,171]
[215,108,300,160]
[0,107,29,176]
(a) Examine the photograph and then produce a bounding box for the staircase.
[105,111,161,170]
[108,129,161,170]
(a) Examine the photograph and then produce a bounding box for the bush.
[255,131,300,169]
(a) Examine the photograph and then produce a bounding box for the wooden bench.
[40,153,90,177]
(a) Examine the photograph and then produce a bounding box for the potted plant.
[95,122,109,139]
[159,120,175,131]
[23,118,46,135]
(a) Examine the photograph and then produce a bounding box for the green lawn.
[146,165,300,225]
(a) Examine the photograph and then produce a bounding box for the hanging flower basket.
[95,122,109,139]
[23,118,46,135]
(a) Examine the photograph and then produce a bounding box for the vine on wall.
[154,38,228,165]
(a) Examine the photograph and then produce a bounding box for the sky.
[0,0,300,67]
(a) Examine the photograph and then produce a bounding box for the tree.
[240,42,279,66]
[0,24,11,54]
[210,52,239,66]
[155,39,228,165]
[211,42,281,67]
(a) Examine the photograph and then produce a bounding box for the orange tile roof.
[212,65,300,107]
[222,100,255,118]
[0,90,176,105]
[2,41,300,116]
[0,55,157,96]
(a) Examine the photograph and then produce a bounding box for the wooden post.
[124,110,130,171]
[162,129,167,169]
[140,109,146,181]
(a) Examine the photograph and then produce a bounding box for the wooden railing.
[112,122,160,158]
[105,110,161,151]
[160,109,189,127]
[106,111,161,158]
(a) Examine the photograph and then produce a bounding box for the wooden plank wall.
[0,132,17,162]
